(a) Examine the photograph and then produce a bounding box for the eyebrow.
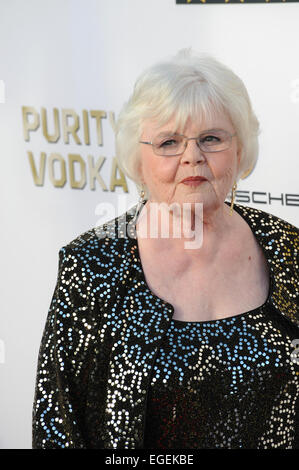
[155,131,177,138]
[154,128,226,138]
[199,128,225,134]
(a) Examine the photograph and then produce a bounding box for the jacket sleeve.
[32,247,94,448]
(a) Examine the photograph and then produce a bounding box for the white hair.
[115,49,260,198]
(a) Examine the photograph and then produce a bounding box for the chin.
[182,194,206,205]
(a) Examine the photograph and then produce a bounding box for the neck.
[136,199,236,262]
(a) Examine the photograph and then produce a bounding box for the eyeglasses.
[139,129,237,157]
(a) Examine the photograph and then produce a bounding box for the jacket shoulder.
[62,207,135,252]
[58,207,137,282]
[234,204,298,327]
[234,203,299,239]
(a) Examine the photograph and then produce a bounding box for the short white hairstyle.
[115,49,260,198]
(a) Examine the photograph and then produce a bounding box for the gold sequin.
[144,308,298,449]
[32,201,299,448]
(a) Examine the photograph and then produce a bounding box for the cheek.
[208,152,237,180]
[141,154,176,185]
[139,153,155,183]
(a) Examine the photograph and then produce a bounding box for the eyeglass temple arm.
[139,132,237,146]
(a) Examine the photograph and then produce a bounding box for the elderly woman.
[32,50,299,449]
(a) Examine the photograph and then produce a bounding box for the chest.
[137,237,270,322]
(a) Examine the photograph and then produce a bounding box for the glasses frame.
[139,129,237,157]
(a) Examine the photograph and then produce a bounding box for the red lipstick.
[181,176,207,185]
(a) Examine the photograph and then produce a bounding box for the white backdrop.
[0,0,298,449]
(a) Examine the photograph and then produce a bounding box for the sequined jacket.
[32,202,299,449]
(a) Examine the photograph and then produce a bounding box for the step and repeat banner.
[0,0,298,448]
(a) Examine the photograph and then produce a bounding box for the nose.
[180,138,205,165]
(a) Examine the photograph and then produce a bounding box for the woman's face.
[138,113,241,214]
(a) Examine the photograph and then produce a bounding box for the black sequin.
[144,308,299,449]
[32,202,299,449]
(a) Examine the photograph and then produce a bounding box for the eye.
[160,139,177,147]
[200,134,221,143]
[157,137,180,148]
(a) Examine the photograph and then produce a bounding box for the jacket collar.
[100,200,298,449]
[124,200,299,329]
[230,202,299,329]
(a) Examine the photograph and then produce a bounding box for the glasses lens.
[198,130,232,152]
[153,134,185,156]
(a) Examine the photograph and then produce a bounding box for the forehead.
[142,112,234,137]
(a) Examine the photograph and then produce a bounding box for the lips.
[181,176,207,183]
